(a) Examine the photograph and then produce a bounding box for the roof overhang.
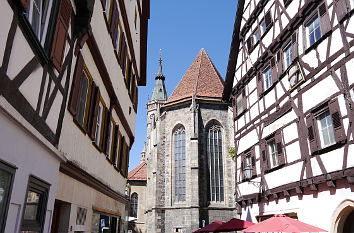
[222,0,246,102]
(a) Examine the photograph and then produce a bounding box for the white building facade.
[223,0,354,232]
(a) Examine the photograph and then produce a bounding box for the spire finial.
[157,49,164,78]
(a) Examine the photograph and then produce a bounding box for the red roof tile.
[166,48,224,105]
[128,162,147,181]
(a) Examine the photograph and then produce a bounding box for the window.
[253,29,260,44]
[260,131,285,172]
[0,162,15,232]
[106,121,114,159]
[130,193,138,218]
[307,14,321,47]
[27,0,53,44]
[260,19,266,35]
[241,149,256,180]
[306,98,345,154]
[115,24,122,54]
[283,42,292,70]
[174,126,186,202]
[236,92,244,116]
[267,139,279,168]
[75,71,89,127]
[207,124,224,202]
[263,65,272,90]
[95,102,103,146]
[134,7,137,29]
[91,212,120,233]
[21,176,50,233]
[317,110,335,147]
[105,0,112,22]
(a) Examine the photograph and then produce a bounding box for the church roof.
[128,162,147,181]
[166,48,224,105]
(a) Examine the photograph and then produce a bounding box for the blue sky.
[129,0,238,170]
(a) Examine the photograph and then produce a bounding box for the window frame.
[94,100,105,147]
[283,41,293,70]
[130,192,138,218]
[21,176,50,233]
[173,126,186,203]
[74,66,93,130]
[315,109,336,148]
[206,124,224,202]
[267,139,279,169]
[26,0,55,46]
[306,12,322,47]
[0,161,16,233]
[106,119,114,159]
[263,65,272,90]
[253,28,260,45]
[104,0,113,23]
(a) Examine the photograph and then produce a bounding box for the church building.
[143,49,236,232]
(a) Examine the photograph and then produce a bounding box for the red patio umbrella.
[193,221,224,233]
[214,218,255,232]
[242,214,328,232]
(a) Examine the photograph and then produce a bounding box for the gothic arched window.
[130,193,138,218]
[206,124,224,202]
[174,126,186,202]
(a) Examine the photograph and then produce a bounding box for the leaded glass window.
[130,193,138,218]
[174,126,186,202]
[207,125,224,202]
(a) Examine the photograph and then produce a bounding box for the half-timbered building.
[54,0,149,232]
[223,0,354,232]
[0,0,149,232]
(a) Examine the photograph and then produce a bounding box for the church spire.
[151,49,168,102]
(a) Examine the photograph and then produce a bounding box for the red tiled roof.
[166,48,224,105]
[128,162,147,181]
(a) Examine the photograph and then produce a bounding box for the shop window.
[91,211,120,233]
[21,176,50,233]
[0,161,15,232]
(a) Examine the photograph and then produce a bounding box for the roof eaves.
[222,0,246,102]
